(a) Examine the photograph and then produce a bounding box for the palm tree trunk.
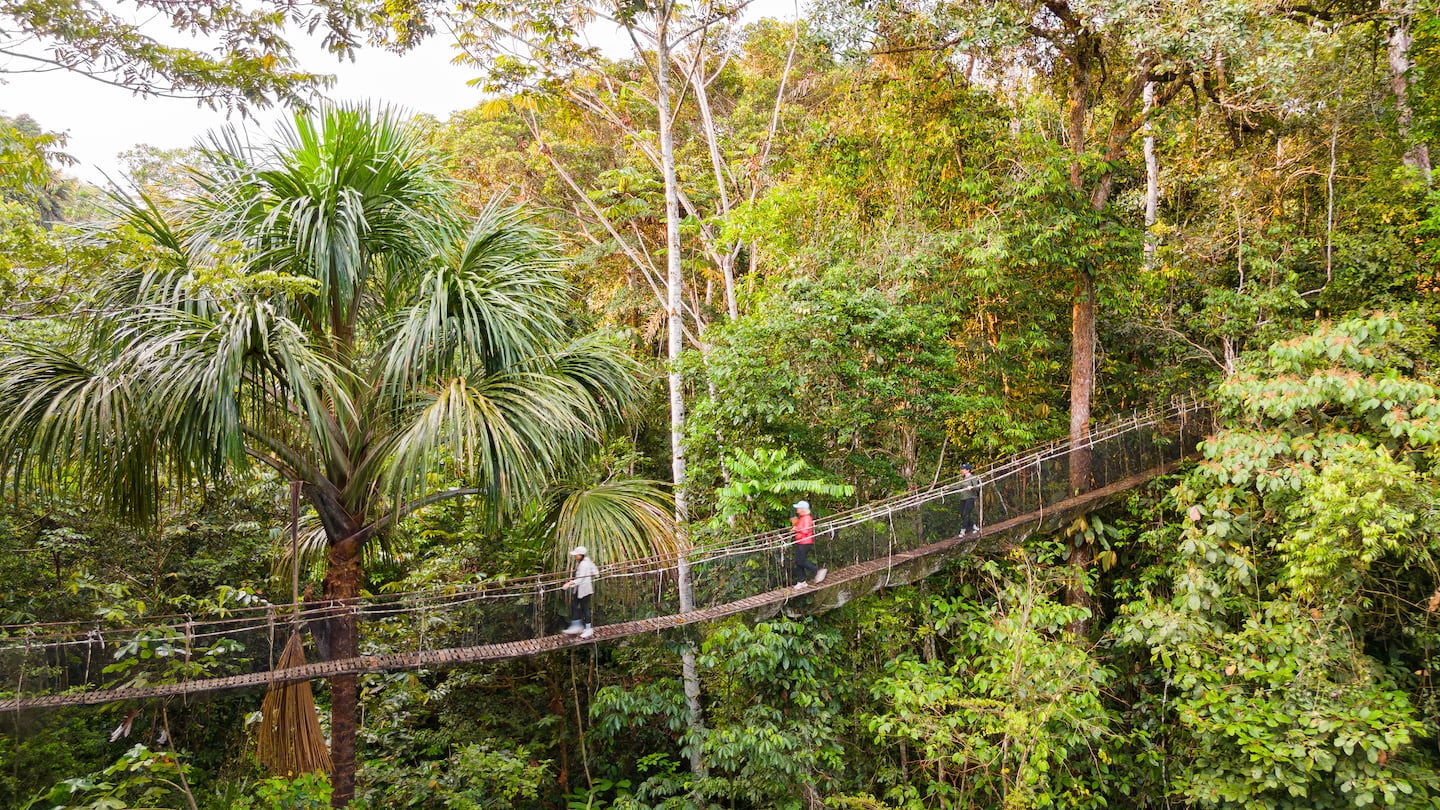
[322,533,362,801]
[323,534,362,807]
[306,487,365,807]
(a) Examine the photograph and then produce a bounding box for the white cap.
[793,501,810,511]
[570,546,587,557]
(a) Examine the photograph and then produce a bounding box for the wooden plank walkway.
[0,461,1180,712]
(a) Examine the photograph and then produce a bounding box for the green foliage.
[869,556,1114,809]
[23,743,196,810]
[12,0,1440,803]
[353,742,548,809]
[0,115,71,223]
[592,620,846,806]
[227,772,332,810]
[696,621,846,796]
[1122,601,1435,809]
[1,0,335,110]
[713,446,854,532]
[1116,314,1440,808]
[691,265,1055,509]
[1183,313,1440,605]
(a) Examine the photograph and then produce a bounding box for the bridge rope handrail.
[0,395,1207,651]
[0,456,1196,711]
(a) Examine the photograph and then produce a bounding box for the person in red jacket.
[791,501,827,589]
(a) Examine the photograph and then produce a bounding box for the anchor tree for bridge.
[0,105,643,805]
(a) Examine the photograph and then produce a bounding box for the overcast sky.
[3,1,797,184]
[4,35,481,183]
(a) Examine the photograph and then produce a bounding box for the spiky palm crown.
[0,104,643,548]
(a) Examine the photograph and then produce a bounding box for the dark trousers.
[960,498,977,532]
[793,543,819,583]
[570,594,592,625]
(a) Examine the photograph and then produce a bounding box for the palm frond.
[91,189,213,322]
[0,344,167,522]
[380,202,570,389]
[548,477,678,567]
[540,332,645,423]
[381,369,605,510]
[188,104,456,343]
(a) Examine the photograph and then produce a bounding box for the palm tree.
[0,105,642,806]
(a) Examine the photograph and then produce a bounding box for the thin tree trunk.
[655,12,707,779]
[688,53,740,322]
[657,12,688,546]
[1143,80,1158,269]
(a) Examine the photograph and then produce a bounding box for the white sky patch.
[3,0,799,184]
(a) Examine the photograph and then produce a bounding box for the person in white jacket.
[563,546,600,639]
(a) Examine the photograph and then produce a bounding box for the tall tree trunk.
[1065,35,1096,499]
[1065,29,1097,630]
[657,12,687,557]
[1143,80,1159,269]
[1387,0,1432,184]
[1065,32,1095,491]
[304,487,365,807]
[1068,272,1098,472]
[1066,270,1096,625]
[1066,36,1092,190]
[323,533,363,807]
[655,14,708,779]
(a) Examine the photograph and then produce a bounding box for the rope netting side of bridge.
[0,397,1211,708]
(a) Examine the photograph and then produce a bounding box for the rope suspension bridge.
[0,398,1211,712]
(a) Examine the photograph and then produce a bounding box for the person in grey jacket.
[958,464,980,536]
[563,546,600,639]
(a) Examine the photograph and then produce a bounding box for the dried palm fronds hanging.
[256,481,332,776]
[257,630,332,775]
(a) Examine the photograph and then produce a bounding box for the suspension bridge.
[0,397,1211,712]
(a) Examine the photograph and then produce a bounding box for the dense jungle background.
[6,0,1440,806]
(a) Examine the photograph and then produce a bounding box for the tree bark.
[1065,29,1096,500]
[1143,80,1159,269]
[655,10,708,780]
[301,485,366,807]
[1068,270,1096,497]
[657,10,688,548]
[322,531,363,807]
[1063,25,1097,630]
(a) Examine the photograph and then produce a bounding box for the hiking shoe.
[562,622,583,635]
[580,627,594,639]
[794,581,808,590]
[814,568,828,584]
